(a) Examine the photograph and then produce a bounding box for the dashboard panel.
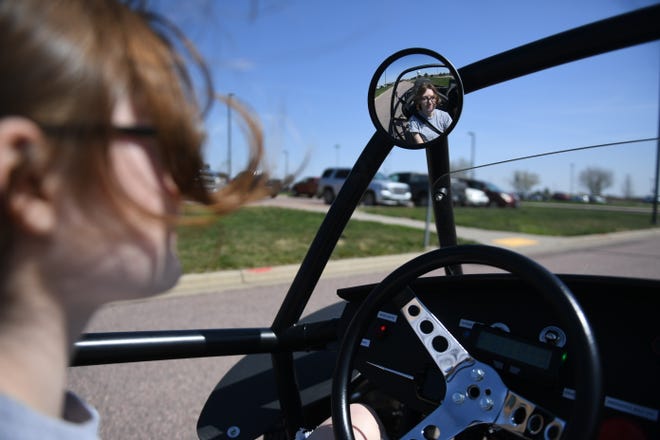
[337,274,659,439]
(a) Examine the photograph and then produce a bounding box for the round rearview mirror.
[368,48,463,149]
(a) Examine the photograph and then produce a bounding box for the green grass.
[177,203,657,273]
[359,205,655,236]
[177,206,431,272]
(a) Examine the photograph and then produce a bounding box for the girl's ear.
[0,117,57,235]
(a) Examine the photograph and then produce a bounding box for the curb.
[159,251,426,298]
[158,206,659,299]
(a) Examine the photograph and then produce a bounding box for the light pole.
[467,131,476,178]
[227,93,233,178]
[652,104,659,225]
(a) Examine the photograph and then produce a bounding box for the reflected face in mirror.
[418,87,439,117]
[369,50,463,149]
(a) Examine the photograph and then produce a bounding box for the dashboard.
[337,273,659,439]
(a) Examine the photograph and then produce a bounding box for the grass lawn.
[177,203,656,273]
[360,205,655,236]
[177,206,433,272]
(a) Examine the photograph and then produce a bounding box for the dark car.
[233,171,281,198]
[458,177,519,207]
[551,192,571,201]
[266,178,283,198]
[291,176,319,197]
[389,172,430,206]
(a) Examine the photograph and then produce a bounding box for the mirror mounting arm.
[426,137,463,275]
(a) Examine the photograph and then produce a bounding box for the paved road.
[67,197,660,439]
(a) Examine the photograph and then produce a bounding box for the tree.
[579,167,613,195]
[450,158,472,178]
[510,170,540,194]
[622,174,634,199]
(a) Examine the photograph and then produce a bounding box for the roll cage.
[72,4,660,439]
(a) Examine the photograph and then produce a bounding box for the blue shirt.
[408,109,453,142]
[0,392,99,439]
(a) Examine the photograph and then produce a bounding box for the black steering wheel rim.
[331,244,602,440]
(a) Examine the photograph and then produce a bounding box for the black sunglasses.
[39,123,158,138]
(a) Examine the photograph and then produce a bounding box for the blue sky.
[152,0,659,197]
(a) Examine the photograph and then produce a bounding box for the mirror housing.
[368,48,463,149]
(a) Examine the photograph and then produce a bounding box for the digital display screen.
[475,329,553,370]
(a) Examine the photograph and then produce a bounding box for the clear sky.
[151,0,659,197]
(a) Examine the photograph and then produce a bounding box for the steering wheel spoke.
[400,293,473,378]
[494,390,566,439]
[399,405,471,440]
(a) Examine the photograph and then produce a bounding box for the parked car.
[463,189,490,207]
[386,173,489,207]
[525,191,548,201]
[316,167,352,204]
[450,178,489,207]
[458,177,519,207]
[291,176,319,197]
[363,172,411,206]
[551,191,571,201]
[389,172,430,206]
[316,167,411,206]
[233,171,281,198]
[573,194,590,203]
[265,178,283,198]
[199,169,229,192]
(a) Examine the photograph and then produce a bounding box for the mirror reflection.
[371,52,462,148]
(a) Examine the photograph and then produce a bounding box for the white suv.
[316,167,411,206]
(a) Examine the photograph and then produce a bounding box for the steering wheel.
[331,245,602,440]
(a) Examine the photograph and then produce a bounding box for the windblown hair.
[0,0,267,265]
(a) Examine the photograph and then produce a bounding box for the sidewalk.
[161,208,660,298]
[350,210,660,255]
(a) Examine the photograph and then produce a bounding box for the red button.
[598,417,646,440]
